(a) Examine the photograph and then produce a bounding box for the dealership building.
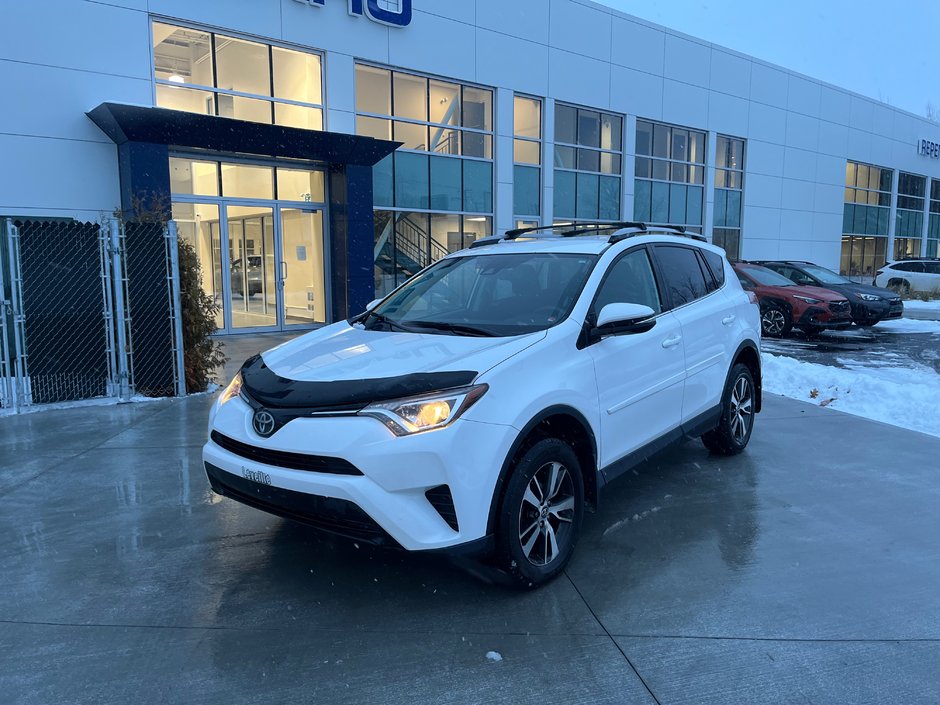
[4,0,940,335]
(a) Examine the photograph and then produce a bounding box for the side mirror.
[591,303,657,342]
[365,299,381,312]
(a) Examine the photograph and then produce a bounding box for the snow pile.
[902,299,940,313]
[762,353,940,439]
[485,651,503,662]
[877,318,940,334]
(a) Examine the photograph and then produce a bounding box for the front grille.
[211,431,363,476]
[828,301,851,315]
[425,485,459,532]
[205,463,394,546]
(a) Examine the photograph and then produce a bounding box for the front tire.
[702,363,756,456]
[495,438,584,588]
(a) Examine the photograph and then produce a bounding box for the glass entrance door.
[226,205,277,330]
[279,208,327,327]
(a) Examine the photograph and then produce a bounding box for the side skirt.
[597,404,722,490]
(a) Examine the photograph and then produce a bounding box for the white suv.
[874,259,940,296]
[204,223,762,587]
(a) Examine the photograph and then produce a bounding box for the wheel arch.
[731,340,762,413]
[486,405,598,536]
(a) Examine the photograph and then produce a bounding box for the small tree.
[176,237,226,392]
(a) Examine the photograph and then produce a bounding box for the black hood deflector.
[239,355,478,412]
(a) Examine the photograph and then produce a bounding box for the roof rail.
[503,221,649,240]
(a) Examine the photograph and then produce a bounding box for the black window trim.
[584,244,665,326]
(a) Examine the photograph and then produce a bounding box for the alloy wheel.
[730,376,753,444]
[518,461,575,567]
[761,308,786,336]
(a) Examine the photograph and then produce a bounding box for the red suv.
[733,263,853,337]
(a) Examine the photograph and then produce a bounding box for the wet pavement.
[762,326,940,376]
[1,334,939,704]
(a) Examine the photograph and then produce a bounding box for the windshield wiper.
[363,310,415,333]
[404,320,496,337]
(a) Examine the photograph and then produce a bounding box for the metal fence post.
[5,218,29,410]
[166,221,187,397]
[0,219,12,411]
[109,218,131,401]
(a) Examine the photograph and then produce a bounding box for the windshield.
[802,264,851,284]
[367,253,598,337]
[740,265,795,287]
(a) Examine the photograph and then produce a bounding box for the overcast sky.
[600,0,940,119]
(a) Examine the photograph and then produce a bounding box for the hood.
[787,285,849,302]
[826,282,900,300]
[259,321,546,383]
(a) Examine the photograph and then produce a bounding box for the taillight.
[746,291,758,305]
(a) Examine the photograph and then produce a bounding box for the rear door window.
[654,245,709,308]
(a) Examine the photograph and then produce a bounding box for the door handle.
[280,261,288,281]
[661,335,682,349]
[722,315,736,326]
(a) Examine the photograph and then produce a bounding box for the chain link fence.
[0,217,185,412]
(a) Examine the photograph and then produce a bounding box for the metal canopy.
[87,103,400,167]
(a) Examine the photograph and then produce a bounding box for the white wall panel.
[477,0,550,44]
[782,147,817,183]
[610,16,664,75]
[709,50,751,99]
[779,209,814,239]
[708,91,749,136]
[817,120,849,158]
[476,31,549,97]
[661,79,709,130]
[743,205,781,238]
[785,113,820,152]
[749,63,788,109]
[611,66,663,121]
[744,174,783,209]
[747,102,787,144]
[849,95,875,133]
[550,1,612,63]
[153,0,282,41]
[548,49,610,110]
[747,141,786,177]
[388,12,476,82]
[819,87,851,126]
[787,75,821,116]
[781,177,816,209]
[663,35,710,88]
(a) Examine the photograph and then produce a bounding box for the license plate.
[241,467,272,486]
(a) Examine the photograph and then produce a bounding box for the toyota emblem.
[252,409,276,438]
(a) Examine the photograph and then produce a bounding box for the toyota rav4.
[204,223,762,587]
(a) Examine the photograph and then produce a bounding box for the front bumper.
[850,298,903,322]
[797,307,853,329]
[203,396,518,552]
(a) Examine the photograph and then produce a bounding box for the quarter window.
[654,246,708,307]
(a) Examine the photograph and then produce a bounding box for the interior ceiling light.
[168,74,186,84]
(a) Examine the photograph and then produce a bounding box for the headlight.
[857,293,882,302]
[793,295,822,304]
[218,372,243,406]
[359,384,488,436]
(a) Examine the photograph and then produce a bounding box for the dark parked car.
[231,256,264,297]
[752,260,903,326]
[732,263,852,337]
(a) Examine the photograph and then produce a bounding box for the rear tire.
[495,438,584,589]
[760,301,792,337]
[702,364,756,456]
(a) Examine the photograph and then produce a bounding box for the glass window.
[215,36,270,97]
[599,176,621,220]
[394,121,428,150]
[843,161,892,244]
[221,163,274,200]
[462,86,493,131]
[514,139,540,165]
[655,245,708,306]
[430,213,462,255]
[274,103,323,130]
[514,96,541,139]
[155,84,215,116]
[357,116,391,140]
[429,80,460,125]
[463,160,493,213]
[554,171,576,219]
[373,155,394,207]
[152,23,214,87]
[576,173,600,219]
[273,47,321,105]
[395,152,430,209]
[430,156,462,211]
[170,158,219,196]
[514,165,540,217]
[276,168,325,203]
[555,103,623,221]
[356,65,391,115]
[594,249,662,314]
[555,104,577,144]
[578,110,601,148]
[393,72,427,121]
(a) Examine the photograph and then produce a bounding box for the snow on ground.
[901,299,940,313]
[877,318,940,334]
[762,353,940,439]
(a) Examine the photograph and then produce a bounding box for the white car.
[204,223,762,587]
[873,259,940,295]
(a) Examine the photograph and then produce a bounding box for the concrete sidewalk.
[1,340,939,704]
